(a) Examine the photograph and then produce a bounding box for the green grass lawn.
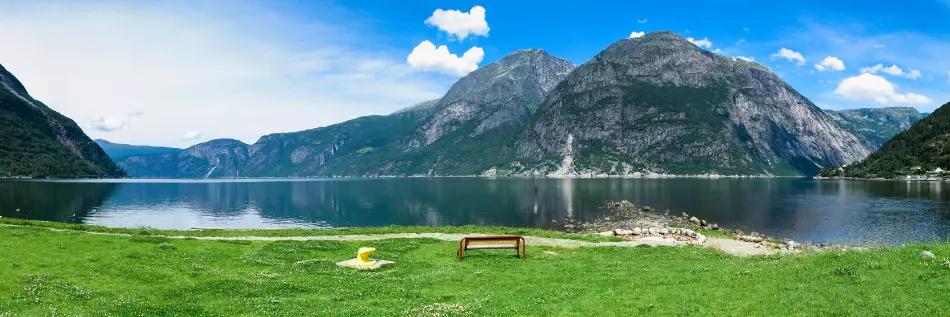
[1,224,949,316]
[0,218,622,242]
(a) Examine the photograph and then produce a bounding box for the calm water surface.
[2,178,949,245]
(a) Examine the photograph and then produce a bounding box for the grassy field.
[0,218,622,242]
[1,223,949,316]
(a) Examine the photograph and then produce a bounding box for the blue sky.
[1,0,948,147]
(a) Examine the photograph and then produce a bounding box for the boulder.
[598,231,615,237]
[920,250,936,259]
[740,235,763,243]
[689,217,700,224]
[632,227,643,235]
[784,240,799,250]
[615,229,634,235]
[648,228,660,235]
[695,234,706,243]
[700,220,708,226]
[711,223,720,230]
[659,228,670,235]
[683,229,697,238]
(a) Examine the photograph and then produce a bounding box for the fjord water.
[1,178,948,245]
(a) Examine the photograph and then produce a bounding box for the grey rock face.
[515,31,871,176]
[417,49,575,146]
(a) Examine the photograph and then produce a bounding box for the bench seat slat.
[466,245,518,250]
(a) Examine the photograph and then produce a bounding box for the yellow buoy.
[348,247,378,267]
[335,247,393,270]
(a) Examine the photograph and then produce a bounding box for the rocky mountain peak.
[517,32,872,176]
[439,48,575,105]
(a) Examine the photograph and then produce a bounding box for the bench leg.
[521,238,526,260]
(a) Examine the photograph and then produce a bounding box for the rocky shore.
[558,200,841,252]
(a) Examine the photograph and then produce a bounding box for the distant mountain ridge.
[94,139,180,160]
[819,101,950,179]
[0,64,126,178]
[115,31,882,178]
[118,139,248,178]
[823,107,926,150]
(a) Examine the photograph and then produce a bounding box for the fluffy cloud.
[87,116,129,132]
[183,130,203,140]
[861,64,922,79]
[814,56,845,72]
[424,6,489,40]
[407,40,484,77]
[734,56,754,62]
[771,48,805,66]
[629,31,645,38]
[687,37,712,48]
[834,73,932,105]
[637,18,647,24]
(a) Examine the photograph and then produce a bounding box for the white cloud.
[637,18,647,24]
[183,130,202,140]
[406,40,484,77]
[736,39,746,45]
[834,73,932,105]
[424,6,489,40]
[0,2,448,147]
[771,48,805,66]
[87,116,129,132]
[734,56,754,62]
[814,56,845,72]
[686,37,712,48]
[906,69,922,80]
[629,31,645,38]
[713,49,724,54]
[882,65,904,76]
[861,64,923,79]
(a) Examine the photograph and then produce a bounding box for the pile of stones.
[597,227,708,244]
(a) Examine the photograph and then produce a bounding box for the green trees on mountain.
[818,101,950,179]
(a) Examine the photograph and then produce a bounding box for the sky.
[1,0,949,147]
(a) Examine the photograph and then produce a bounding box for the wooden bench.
[457,235,525,261]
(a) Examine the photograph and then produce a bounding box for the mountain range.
[1,31,934,179]
[0,64,125,178]
[94,139,180,160]
[819,101,950,179]
[110,31,928,179]
[823,107,927,149]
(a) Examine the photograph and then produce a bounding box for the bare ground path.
[3,224,779,256]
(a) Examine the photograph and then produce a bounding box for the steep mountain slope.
[0,64,126,178]
[242,113,426,177]
[118,139,248,178]
[241,49,575,177]
[399,49,576,175]
[515,31,871,176]
[818,101,950,179]
[94,139,181,160]
[823,107,926,149]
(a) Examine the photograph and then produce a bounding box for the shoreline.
[814,176,949,182]
[3,175,813,181]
